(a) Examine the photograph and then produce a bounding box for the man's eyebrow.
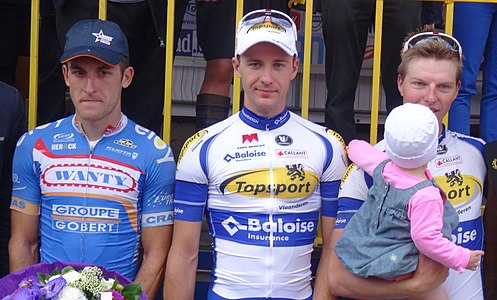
[68,64,83,70]
[244,57,261,62]
[68,62,112,70]
[96,64,113,70]
[408,76,427,82]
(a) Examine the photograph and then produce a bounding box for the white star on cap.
[92,30,113,45]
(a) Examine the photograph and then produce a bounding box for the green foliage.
[122,282,142,300]
[61,266,76,275]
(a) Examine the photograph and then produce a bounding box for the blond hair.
[398,25,462,82]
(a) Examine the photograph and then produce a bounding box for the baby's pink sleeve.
[347,140,389,175]
[409,188,470,272]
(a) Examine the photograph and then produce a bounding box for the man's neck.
[75,113,123,141]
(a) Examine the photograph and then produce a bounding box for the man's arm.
[328,228,448,299]
[312,216,336,300]
[9,210,39,272]
[164,220,203,299]
[134,225,172,299]
[483,175,497,299]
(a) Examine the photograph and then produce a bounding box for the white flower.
[62,270,82,283]
[48,274,61,281]
[101,278,116,290]
[100,291,113,300]
[53,286,88,300]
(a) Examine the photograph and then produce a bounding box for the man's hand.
[407,254,449,296]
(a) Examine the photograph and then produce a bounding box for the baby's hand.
[346,139,360,154]
[466,250,484,271]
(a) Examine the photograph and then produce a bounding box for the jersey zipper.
[82,140,96,263]
[266,123,274,297]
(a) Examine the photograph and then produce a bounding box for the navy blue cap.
[60,19,129,65]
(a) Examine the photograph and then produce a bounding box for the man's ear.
[455,80,461,94]
[232,57,241,78]
[291,57,299,80]
[121,66,134,88]
[61,64,70,87]
[397,74,404,96]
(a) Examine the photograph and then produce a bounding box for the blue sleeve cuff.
[320,180,340,217]
[174,180,208,222]
[335,197,364,229]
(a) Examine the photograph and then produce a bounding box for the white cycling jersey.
[174,107,348,299]
[337,128,486,300]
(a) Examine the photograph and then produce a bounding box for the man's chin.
[76,111,104,123]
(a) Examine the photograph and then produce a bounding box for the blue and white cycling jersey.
[175,107,348,299]
[337,128,486,300]
[11,115,175,280]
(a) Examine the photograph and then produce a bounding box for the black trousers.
[321,0,421,144]
[38,0,188,135]
[0,2,30,86]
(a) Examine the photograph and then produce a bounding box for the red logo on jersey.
[242,133,259,143]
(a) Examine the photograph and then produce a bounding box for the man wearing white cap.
[165,9,348,299]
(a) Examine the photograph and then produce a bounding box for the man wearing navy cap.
[9,19,176,299]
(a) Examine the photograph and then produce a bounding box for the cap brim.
[60,46,125,65]
[236,40,297,57]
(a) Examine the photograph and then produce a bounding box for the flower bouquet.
[0,261,147,300]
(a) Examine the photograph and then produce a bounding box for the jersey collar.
[239,107,290,130]
[72,114,128,137]
[439,124,446,144]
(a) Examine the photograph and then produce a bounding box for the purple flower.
[6,287,42,300]
[41,277,67,298]
[17,276,43,290]
[18,278,33,288]
[28,276,43,289]
[99,290,124,300]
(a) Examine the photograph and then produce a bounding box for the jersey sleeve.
[141,138,177,228]
[320,129,348,218]
[10,131,41,215]
[173,131,210,222]
[335,163,370,228]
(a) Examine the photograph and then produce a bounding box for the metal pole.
[163,0,176,143]
[28,0,40,130]
[232,0,244,114]
[300,0,313,119]
[98,0,107,20]
[369,0,384,145]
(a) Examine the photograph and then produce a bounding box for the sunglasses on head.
[238,9,297,40]
[402,32,463,60]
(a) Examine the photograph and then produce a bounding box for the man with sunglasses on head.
[165,9,348,300]
[329,27,490,300]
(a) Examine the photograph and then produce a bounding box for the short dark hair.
[119,58,130,75]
